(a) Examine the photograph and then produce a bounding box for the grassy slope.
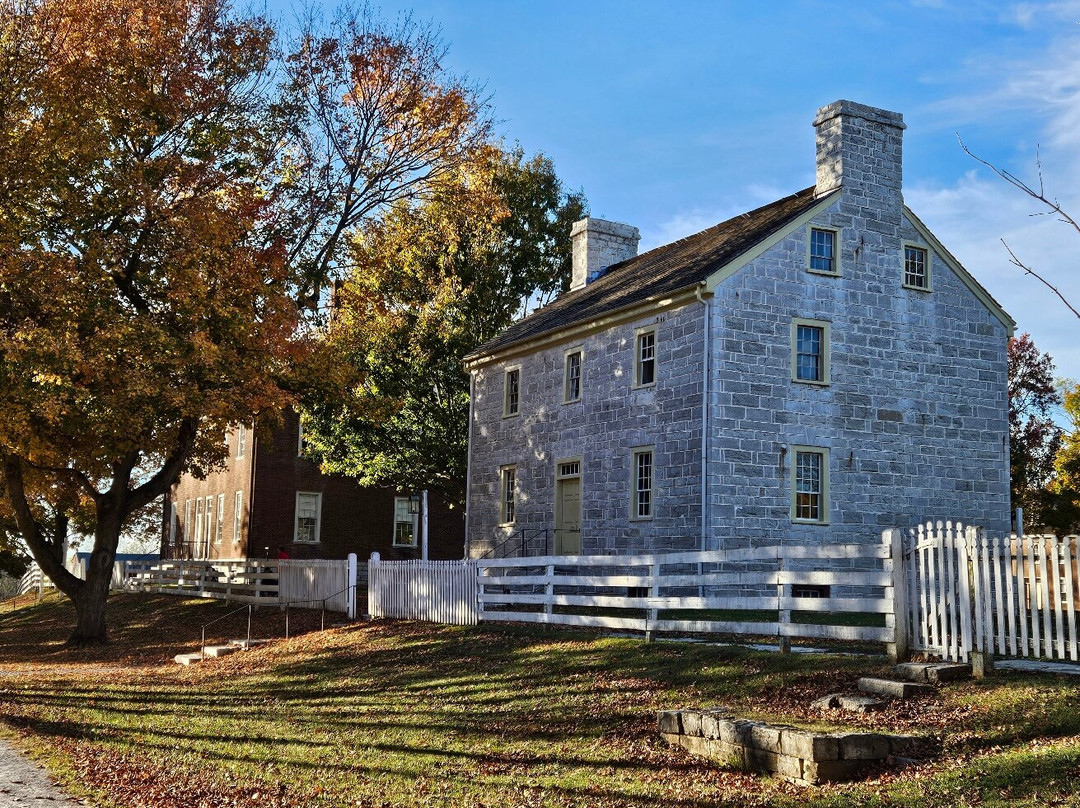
[0,594,1078,807]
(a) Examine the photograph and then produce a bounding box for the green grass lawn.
[0,593,1078,807]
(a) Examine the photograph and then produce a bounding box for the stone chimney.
[813,100,905,228]
[570,217,640,291]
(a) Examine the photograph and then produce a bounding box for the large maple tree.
[0,0,491,643]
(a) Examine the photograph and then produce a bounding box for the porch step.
[892,662,971,684]
[857,677,935,699]
[229,638,272,649]
[173,652,204,666]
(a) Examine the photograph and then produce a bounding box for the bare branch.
[1001,240,1080,321]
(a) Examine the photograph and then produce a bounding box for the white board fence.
[367,534,905,651]
[906,522,1079,663]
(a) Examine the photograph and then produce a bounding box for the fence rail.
[368,535,902,649]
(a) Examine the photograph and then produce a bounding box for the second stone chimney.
[813,100,905,227]
[570,217,640,291]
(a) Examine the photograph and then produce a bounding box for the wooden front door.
[555,476,582,555]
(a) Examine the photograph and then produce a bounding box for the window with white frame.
[194,498,204,552]
[808,226,839,274]
[564,349,582,403]
[503,367,520,417]
[631,448,654,519]
[392,497,418,547]
[903,244,930,290]
[791,447,829,524]
[635,329,656,387]
[183,499,192,541]
[233,491,243,542]
[294,492,322,543]
[791,318,830,385]
[500,466,516,525]
[203,496,214,553]
[216,493,224,544]
[236,424,247,458]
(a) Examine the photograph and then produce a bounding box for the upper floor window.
[236,424,247,458]
[791,318,830,386]
[631,447,654,520]
[500,465,517,525]
[503,368,520,417]
[904,244,931,290]
[808,227,839,274]
[294,492,322,543]
[635,329,656,387]
[215,494,224,544]
[297,420,309,457]
[564,350,582,403]
[233,491,243,541]
[393,496,417,547]
[791,447,829,524]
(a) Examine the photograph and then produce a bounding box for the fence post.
[645,558,660,642]
[886,529,909,663]
[347,553,357,620]
[368,552,379,618]
[544,563,554,624]
[777,549,790,654]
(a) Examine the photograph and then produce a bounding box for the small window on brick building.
[233,491,243,542]
[236,424,247,458]
[294,492,322,543]
[393,497,418,547]
[216,494,224,544]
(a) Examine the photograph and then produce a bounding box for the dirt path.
[0,738,87,806]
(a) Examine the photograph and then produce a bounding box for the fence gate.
[906,521,1079,663]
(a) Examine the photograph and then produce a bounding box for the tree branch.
[1001,239,1080,320]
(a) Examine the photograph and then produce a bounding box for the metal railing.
[479,528,551,559]
[280,582,358,638]
[199,603,252,661]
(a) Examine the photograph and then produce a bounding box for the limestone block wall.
[467,302,706,558]
[704,204,1011,550]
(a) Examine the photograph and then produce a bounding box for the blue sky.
[271,0,1080,381]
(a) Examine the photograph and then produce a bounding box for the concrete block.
[811,693,841,710]
[781,730,839,761]
[745,746,779,772]
[718,719,757,746]
[836,733,890,760]
[173,652,203,666]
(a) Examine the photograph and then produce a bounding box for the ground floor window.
[791,446,829,524]
[631,447,654,519]
[294,492,322,543]
[393,496,418,547]
[500,466,517,525]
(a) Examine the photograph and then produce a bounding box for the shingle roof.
[466,186,829,362]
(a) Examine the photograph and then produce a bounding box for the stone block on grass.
[837,732,890,760]
[781,730,839,761]
[657,710,681,734]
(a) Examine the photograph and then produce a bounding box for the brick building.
[464,100,1014,559]
[162,409,464,562]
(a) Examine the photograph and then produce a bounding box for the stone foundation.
[658,709,930,785]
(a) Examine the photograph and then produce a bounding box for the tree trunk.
[66,514,123,646]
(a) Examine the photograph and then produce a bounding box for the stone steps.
[815,661,972,713]
[173,638,270,665]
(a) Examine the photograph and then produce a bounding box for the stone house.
[161,409,464,562]
[463,100,1014,560]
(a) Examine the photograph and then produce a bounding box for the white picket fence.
[907,522,1079,663]
[367,536,904,649]
[368,556,479,625]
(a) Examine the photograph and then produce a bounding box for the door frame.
[555,457,583,555]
